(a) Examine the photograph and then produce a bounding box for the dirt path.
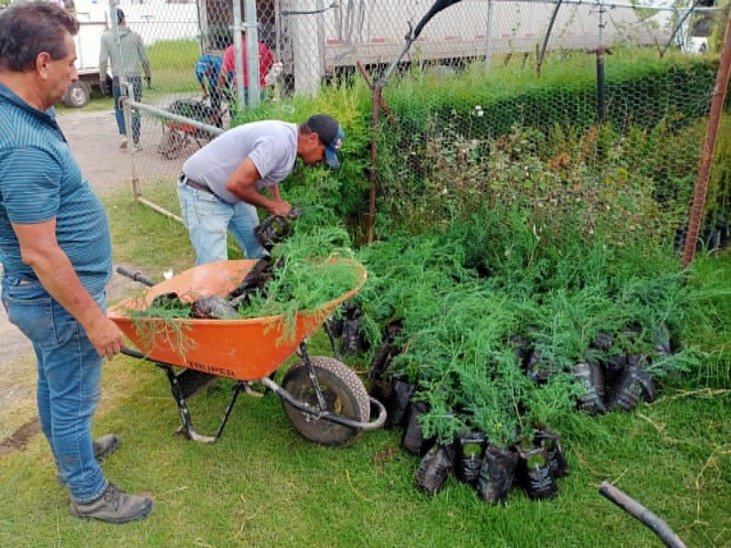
[0,107,141,439]
[58,109,138,193]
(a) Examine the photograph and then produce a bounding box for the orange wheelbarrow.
[109,259,386,446]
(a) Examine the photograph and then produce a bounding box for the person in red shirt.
[219,33,274,118]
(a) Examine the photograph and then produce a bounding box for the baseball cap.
[306,114,344,169]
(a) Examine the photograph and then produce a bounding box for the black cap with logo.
[306,113,344,169]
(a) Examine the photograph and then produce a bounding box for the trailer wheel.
[63,80,90,108]
[281,356,370,446]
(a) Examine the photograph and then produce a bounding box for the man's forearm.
[228,183,276,212]
[269,184,282,202]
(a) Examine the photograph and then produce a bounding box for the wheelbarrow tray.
[108,258,367,381]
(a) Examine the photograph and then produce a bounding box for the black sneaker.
[55,434,120,485]
[70,482,153,524]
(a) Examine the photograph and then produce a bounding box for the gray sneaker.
[70,482,153,524]
[56,434,120,485]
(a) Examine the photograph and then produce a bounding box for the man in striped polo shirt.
[0,1,152,523]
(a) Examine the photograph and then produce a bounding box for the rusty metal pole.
[367,83,382,244]
[682,13,731,270]
[594,46,612,124]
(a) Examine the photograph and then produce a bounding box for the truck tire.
[63,80,90,108]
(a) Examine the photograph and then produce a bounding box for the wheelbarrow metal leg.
[122,348,250,444]
[157,363,244,444]
[158,363,217,443]
[212,382,245,440]
[323,318,342,360]
[297,342,328,411]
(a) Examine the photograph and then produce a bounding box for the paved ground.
[0,108,144,441]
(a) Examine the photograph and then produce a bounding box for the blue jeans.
[1,275,108,503]
[177,180,267,264]
[113,76,142,144]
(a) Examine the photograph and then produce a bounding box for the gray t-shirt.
[183,120,298,203]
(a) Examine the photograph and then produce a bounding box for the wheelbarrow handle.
[120,346,147,360]
[116,266,156,287]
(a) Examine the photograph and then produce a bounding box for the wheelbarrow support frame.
[121,343,387,444]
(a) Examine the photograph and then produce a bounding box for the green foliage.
[130,225,363,344]
[382,50,718,138]
[371,53,724,243]
[232,81,374,225]
[706,115,731,221]
[245,228,361,320]
[376,121,700,246]
[2,377,729,545]
[147,39,200,71]
[145,39,201,94]
[355,195,729,446]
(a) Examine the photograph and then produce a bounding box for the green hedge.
[240,51,724,232]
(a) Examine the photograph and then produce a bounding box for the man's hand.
[12,219,124,360]
[87,316,124,359]
[268,200,292,218]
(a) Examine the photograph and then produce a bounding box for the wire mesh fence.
[70,0,728,243]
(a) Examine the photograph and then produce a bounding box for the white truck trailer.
[63,2,110,108]
[202,0,681,95]
[63,12,109,108]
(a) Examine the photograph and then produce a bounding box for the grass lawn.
[0,188,729,546]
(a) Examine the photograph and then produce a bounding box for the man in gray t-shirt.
[177,113,344,264]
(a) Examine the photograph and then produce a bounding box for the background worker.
[194,53,223,128]
[177,114,344,264]
[0,1,152,523]
[218,32,274,119]
[99,8,151,150]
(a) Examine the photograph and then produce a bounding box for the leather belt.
[180,174,214,195]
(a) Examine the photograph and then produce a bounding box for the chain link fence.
[70,0,728,239]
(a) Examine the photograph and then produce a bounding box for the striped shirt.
[0,85,111,294]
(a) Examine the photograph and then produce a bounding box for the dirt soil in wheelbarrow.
[0,108,149,452]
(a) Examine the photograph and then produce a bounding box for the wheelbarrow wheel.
[157,128,187,159]
[281,356,370,447]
